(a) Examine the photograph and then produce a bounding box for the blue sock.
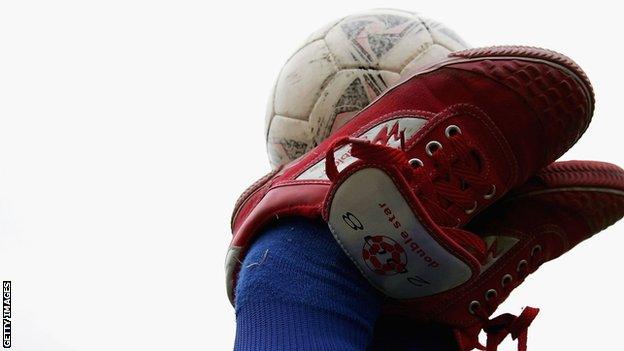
[234,217,382,351]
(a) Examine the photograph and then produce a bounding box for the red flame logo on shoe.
[370,121,405,149]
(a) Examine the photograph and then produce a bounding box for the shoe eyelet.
[408,158,423,168]
[445,125,462,138]
[425,140,443,156]
[517,259,528,272]
[464,201,478,214]
[483,184,497,200]
[501,274,513,287]
[468,300,481,315]
[531,245,542,257]
[485,289,498,301]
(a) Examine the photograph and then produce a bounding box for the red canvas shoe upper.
[226,46,594,305]
[377,161,624,351]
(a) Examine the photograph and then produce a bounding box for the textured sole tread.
[524,161,624,193]
[450,45,595,110]
[450,46,594,162]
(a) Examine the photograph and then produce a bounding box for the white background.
[0,1,622,350]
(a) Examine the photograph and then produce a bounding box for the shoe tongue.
[443,227,487,262]
[324,166,477,299]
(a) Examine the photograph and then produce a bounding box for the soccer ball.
[265,9,469,168]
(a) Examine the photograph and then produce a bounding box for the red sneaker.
[227,46,594,312]
[376,161,624,351]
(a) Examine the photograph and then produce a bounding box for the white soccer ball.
[265,9,469,168]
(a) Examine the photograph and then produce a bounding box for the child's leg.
[234,217,382,351]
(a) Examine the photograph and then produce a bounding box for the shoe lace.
[469,246,545,351]
[477,307,540,351]
[325,127,494,227]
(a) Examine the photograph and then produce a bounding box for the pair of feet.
[229,46,624,350]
